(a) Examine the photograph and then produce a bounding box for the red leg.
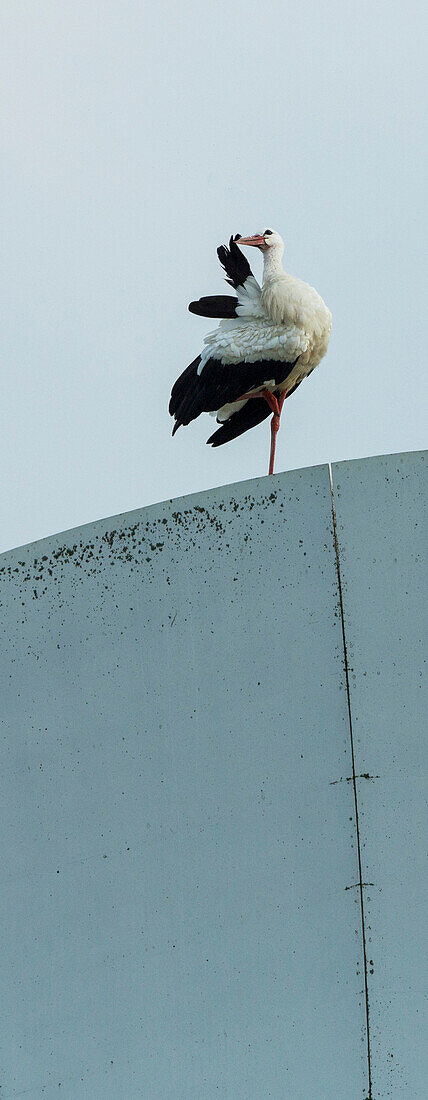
[263,391,281,417]
[269,413,280,475]
[235,388,287,475]
[277,391,287,415]
[268,390,287,475]
[236,387,280,416]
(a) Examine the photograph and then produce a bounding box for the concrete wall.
[0,451,426,1098]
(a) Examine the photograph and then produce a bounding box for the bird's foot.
[236,387,282,416]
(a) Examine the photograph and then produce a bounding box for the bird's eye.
[264,229,273,236]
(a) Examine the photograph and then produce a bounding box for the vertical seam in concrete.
[329,464,372,1100]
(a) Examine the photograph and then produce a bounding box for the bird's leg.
[236,387,280,414]
[268,391,287,476]
[235,388,287,475]
[269,413,280,475]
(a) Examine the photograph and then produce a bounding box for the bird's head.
[238,229,284,256]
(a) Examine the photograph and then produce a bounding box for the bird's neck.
[262,247,284,282]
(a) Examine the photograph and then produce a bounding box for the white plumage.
[200,232,331,376]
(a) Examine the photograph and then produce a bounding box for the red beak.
[238,234,266,248]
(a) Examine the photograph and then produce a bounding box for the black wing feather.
[187,236,251,317]
[188,295,238,319]
[169,357,298,435]
[207,398,271,447]
[206,379,304,447]
[217,235,253,289]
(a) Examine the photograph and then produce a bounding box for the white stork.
[169,230,332,474]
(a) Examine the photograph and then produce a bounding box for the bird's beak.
[238,234,266,248]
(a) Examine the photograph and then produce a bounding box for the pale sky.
[1,0,426,552]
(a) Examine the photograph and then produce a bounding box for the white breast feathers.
[197,271,332,375]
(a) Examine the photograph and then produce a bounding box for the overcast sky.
[1,0,426,552]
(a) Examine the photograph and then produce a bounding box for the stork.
[169,231,332,475]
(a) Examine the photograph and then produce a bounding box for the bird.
[169,230,332,475]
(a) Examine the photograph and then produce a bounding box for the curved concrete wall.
[0,451,426,1098]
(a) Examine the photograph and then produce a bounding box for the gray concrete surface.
[332,451,427,1098]
[1,453,426,1097]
